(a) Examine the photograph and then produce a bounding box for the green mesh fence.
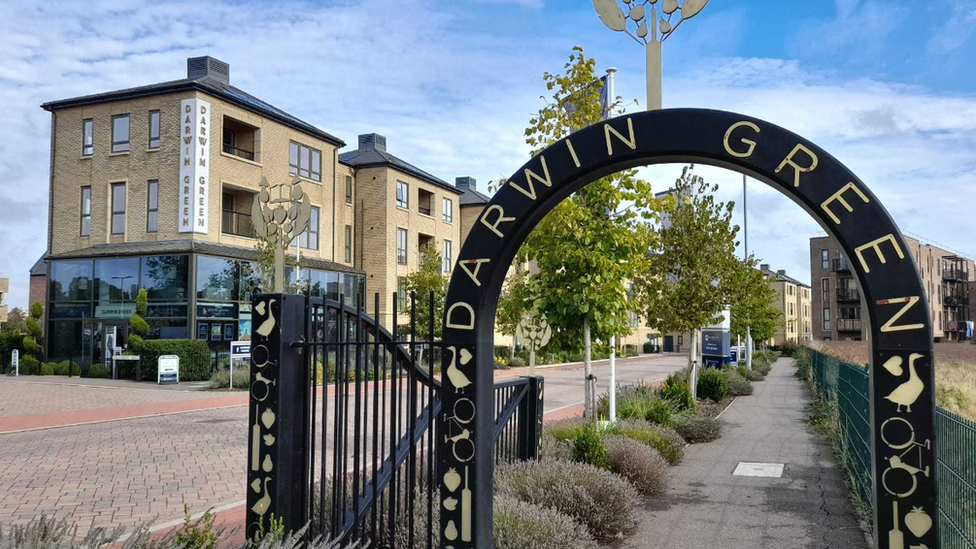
[804,348,975,549]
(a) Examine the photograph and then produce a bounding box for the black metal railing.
[223,142,255,161]
[836,318,862,332]
[943,269,968,282]
[832,257,851,272]
[222,210,255,238]
[944,295,969,308]
[418,206,431,216]
[836,287,860,301]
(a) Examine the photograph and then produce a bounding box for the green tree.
[495,264,533,340]
[2,307,27,334]
[128,288,150,347]
[727,258,781,345]
[22,302,44,363]
[639,166,741,398]
[513,46,661,417]
[403,244,447,342]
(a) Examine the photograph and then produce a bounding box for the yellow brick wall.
[459,204,484,248]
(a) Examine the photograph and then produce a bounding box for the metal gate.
[244,291,542,547]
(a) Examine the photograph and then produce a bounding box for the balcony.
[944,295,969,308]
[418,188,433,216]
[222,210,255,238]
[222,143,255,162]
[942,269,967,282]
[836,319,862,332]
[222,116,260,163]
[832,257,850,272]
[836,288,860,302]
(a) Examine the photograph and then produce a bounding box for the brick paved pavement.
[0,379,216,417]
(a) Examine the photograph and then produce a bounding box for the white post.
[605,67,617,119]
[583,318,593,418]
[689,330,698,401]
[229,358,234,391]
[609,335,616,422]
[746,326,753,371]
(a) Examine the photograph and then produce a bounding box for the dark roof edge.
[343,160,462,195]
[41,81,345,148]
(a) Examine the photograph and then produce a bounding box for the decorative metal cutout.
[251,176,312,292]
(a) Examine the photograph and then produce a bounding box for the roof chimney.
[358,133,387,152]
[760,264,770,271]
[187,56,230,85]
[777,269,786,276]
[456,176,476,191]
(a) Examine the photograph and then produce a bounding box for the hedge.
[131,339,211,381]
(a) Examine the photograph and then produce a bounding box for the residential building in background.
[810,235,974,342]
[29,255,46,324]
[760,265,811,346]
[0,278,8,324]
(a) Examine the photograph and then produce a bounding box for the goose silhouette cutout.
[251,477,272,515]
[256,299,277,337]
[885,353,924,413]
[446,346,472,394]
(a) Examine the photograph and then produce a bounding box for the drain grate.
[732,462,785,477]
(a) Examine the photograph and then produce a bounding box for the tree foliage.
[402,245,447,340]
[512,46,661,354]
[727,258,782,343]
[22,301,44,362]
[640,166,741,335]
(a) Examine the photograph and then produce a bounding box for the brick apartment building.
[0,278,8,325]
[760,265,812,346]
[34,56,477,368]
[810,234,974,342]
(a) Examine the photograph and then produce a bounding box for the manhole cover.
[733,462,784,477]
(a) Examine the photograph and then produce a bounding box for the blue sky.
[1,0,974,308]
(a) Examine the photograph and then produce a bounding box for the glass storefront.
[46,252,365,374]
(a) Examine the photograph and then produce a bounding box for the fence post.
[518,376,544,461]
[246,294,309,540]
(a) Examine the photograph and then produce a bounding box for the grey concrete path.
[626,358,869,549]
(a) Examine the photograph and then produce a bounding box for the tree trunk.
[583,318,592,418]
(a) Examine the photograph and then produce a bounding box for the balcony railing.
[222,210,255,238]
[942,269,967,282]
[419,206,431,216]
[223,143,255,161]
[832,258,850,272]
[944,295,969,308]
[836,318,862,332]
[836,288,860,302]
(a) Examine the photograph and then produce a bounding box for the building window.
[397,277,408,311]
[397,228,408,265]
[80,187,91,236]
[344,225,352,263]
[298,206,320,250]
[82,119,93,156]
[396,181,409,209]
[345,176,353,204]
[111,114,130,153]
[823,308,831,331]
[442,197,453,223]
[288,141,321,182]
[147,180,158,233]
[442,239,453,272]
[148,111,160,149]
[821,249,829,269]
[821,277,830,304]
[111,183,126,235]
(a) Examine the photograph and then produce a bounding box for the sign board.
[11,349,18,376]
[95,303,136,319]
[701,330,730,357]
[231,341,251,360]
[178,98,211,234]
[158,354,180,384]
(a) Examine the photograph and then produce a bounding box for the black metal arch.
[439,108,938,549]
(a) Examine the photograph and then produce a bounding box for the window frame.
[288,141,322,182]
[396,181,409,209]
[111,114,130,153]
[298,206,320,250]
[442,197,453,223]
[823,307,831,331]
[148,110,160,149]
[80,186,92,236]
[82,119,93,156]
[110,182,126,235]
[344,225,352,263]
[442,239,453,272]
[821,249,829,269]
[396,227,408,265]
[146,180,159,233]
[345,176,353,204]
[396,277,408,311]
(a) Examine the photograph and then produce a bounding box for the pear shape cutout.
[445,520,458,541]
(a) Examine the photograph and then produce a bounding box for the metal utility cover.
[733,462,785,478]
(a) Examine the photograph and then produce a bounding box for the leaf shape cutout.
[593,0,627,31]
[629,4,645,21]
[662,0,678,14]
[637,20,648,37]
[681,0,708,19]
[660,18,671,33]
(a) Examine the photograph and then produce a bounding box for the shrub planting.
[603,434,668,496]
[543,417,588,442]
[88,365,111,378]
[672,410,721,443]
[540,435,575,462]
[508,356,526,369]
[495,459,639,541]
[794,348,811,381]
[19,355,40,375]
[54,361,70,376]
[609,418,685,465]
[739,366,765,382]
[572,426,609,469]
[132,339,211,381]
[493,495,598,549]
[696,368,728,402]
[779,341,799,357]
[209,368,250,390]
[40,363,56,375]
[659,373,696,411]
[723,369,753,396]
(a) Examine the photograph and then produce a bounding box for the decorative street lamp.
[592,0,709,110]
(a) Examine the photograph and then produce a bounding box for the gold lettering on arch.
[446,302,475,330]
[821,182,870,225]
[604,117,636,156]
[855,234,904,274]
[565,139,581,168]
[775,143,818,188]
[480,204,516,239]
[508,156,551,201]
[459,259,490,287]
[876,296,925,333]
[723,121,760,158]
